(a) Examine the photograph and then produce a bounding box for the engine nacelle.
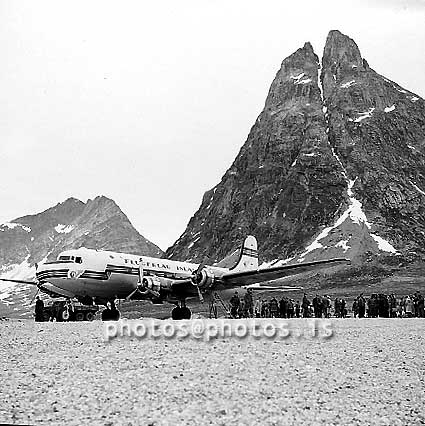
[138,276,174,296]
[193,268,215,288]
[141,276,162,294]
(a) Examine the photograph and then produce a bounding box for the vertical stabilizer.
[230,235,258,272]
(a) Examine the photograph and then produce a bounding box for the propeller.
[125,264,160,301]
[191,258,210,304]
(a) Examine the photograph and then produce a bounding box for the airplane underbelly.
[43,273,137,300]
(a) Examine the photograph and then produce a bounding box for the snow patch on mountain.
[1,223,31,232]
[384,105,396,113]
[55,224,75,234]
[353,108,375,123]
[410,181,425,196]
[290,72,305,82]
[298,174,398,260]
[297,78,312,85]
[370,234,398,254]
[335,240,351,252]
[341,80,356,88]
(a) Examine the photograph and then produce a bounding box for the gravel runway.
[1,318,424,425]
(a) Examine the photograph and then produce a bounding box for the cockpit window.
[57,255,82,263]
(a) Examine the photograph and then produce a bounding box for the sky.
[1,0,424,251]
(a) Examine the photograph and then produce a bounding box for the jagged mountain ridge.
[0,196,163,315]
[166,30,425,265]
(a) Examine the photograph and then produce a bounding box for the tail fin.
[230,235,258,272]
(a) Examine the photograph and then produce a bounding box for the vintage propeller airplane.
[0,235,349,320]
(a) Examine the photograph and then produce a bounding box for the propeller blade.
[30,288,40,304]
[125,287,140,301]
[138,263,143,283]
[196,285,204,303]
[0,278,38,285]
[192,256,210,284]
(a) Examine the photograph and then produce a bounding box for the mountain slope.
[0,196,163,316]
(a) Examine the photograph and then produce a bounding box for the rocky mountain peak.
[167,30,425,267]
[323,30,363,70]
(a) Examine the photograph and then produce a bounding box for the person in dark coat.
[357,294,366,318]
[302,294,310,318]
[244,289,254,318]
[230,291,240,318]
[269,297,279,318]
[279,297,288,318]
[313,295,322,318]
[34,296,44,322]
[295,301,301,318]
[417,292,425,318]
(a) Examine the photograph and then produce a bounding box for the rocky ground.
[0,318,424,425]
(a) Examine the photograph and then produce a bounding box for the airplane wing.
[220,258,349,287]
[0,278,38,285]
[244,285,303,291]
[169,258,349,297]
[169,279,198,298]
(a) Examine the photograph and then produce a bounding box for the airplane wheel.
[171,306,182,320]
[111,310,120,321]
[75,312,85,321]
[61,309,70,321]
[85,312,94,321]
[102,309,120,321]
[181,307,191,320]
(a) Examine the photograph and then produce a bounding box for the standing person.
[417,292,424,318]
[313,295,322,318]
[287,299,295,318]
[405,295,413,317]
[279,297,288,319]
[34,296,44,322]
[352,299,358,318]
[322,295,331,318]
[302,294,310,318]
[334,298,341,318]
[243,289,254,318]
[295,301,301,318]
[254,298,262,318]
[229,291,240,318]
[269,297,279,318]
[389,294,397,318]
[238,299,245,318]
[341,299,347,318]
[357,294,366,318]
[261,299,268,318]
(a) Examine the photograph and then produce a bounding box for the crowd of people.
[353,292,425,318]
[228,290,425,319]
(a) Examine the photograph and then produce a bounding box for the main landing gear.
[171,300,191,320]
[101,300,121,321]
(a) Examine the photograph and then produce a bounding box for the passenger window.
[75,257,82,264]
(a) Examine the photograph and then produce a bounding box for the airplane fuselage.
[36,247,227,303]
